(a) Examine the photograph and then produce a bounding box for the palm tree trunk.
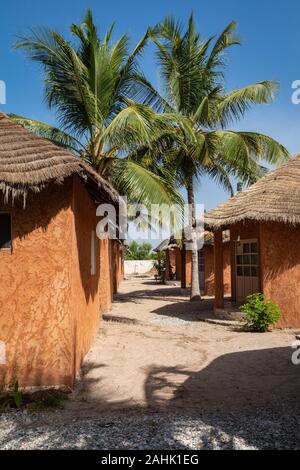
[187,177,201,301]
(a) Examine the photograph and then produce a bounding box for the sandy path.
[68,277,299,414]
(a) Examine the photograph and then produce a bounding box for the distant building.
[206,154,300,328]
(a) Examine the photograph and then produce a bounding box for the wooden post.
[181,245,186,289]
[165,250,170,281]
[214,230,224,309]
[175,248,182,281]
[230,228,236,302]
[185,250,192,287]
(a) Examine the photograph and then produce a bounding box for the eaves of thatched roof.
[0,112,119,205]
[205,155,300,229]
[153,238,171,252]
[153,230,228,252]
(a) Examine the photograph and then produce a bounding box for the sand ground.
[66,276,300,415]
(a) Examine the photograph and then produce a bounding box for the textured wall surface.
[116,242,124,286]
[221,221,300,328]
[185,251,192,286]
[120,245,124,283]
[0,180,74,388]
[165,250,177,280]
[204,246,214,295]
[111,240,124,290]
[99,236,113,313]
[204,244,231,296]
[260,221,300,328]
[175,248,182,281]
[170,245,231,295]
[71,176,102,378]
[0,175,117,389]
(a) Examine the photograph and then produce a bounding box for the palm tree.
[12,10,183,213]
[137,15,289,300]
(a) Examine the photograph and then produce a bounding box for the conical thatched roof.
[154,230,225,252]
[205,155,300,229]
[153,238,171,252]
[0,112,119,204]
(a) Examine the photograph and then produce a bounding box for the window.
[236,240,259,278]
[198,250,205,272]
[243,243,250,254]
[0,213,12,249]
[91,231,97,276]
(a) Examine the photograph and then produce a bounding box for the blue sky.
[1,0,299,214]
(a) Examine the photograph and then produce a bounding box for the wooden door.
[236,239,260,302]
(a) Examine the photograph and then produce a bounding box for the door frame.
[234,238,261,303]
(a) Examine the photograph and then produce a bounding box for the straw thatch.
[153,238,172,252]
[205,154,300,229]
[154,230,218,252]
[0,112,119,205]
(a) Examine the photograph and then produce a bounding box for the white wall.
[124,260,155,276]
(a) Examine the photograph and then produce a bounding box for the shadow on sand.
[63,343,300,449]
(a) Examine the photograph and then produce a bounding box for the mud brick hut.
[154,232,231,296]
[205,154,300,328]
[0,113,124,389]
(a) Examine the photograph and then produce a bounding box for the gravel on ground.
[0,405,299,450]
[1,276,299,450]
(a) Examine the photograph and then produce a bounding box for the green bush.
[154,258,166,282]
[241,293,281,332]
[126,241,157,260]
[12,379,22,408]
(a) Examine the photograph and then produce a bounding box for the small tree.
[126,241,157,260]
[154,251,166,283]
[241,293,281,332]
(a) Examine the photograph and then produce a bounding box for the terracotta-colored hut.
[205,154,300,328]
[0,113,123,389]
[154,232,231,296]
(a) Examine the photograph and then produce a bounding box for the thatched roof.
[154,238,172,252]
[205,154,300,229]
[0,112,119,205]
[154,230,227,252]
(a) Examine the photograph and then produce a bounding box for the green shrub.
[154,258,166,282]
[241,293,281,332]
[12,379,22,408]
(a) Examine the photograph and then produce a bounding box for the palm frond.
[212,130,290,184]
[206,21,240,70]
[113,159,184,230]
[8,114,84,154]
[217,81,279,126]
[102,101,173,149]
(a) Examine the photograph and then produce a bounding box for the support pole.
[214,230,224,309]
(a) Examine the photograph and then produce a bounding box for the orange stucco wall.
[117,243,125,285]
[71,176,103,378]
[166,247,182,281]
[165,250,177,280]
[260,221,300,328]
[0,179,74,388]
[217,220,300,328]
[175,248,182,281]
[110,240,124,294]
[173,244,231,295]
[0,175,116,389]
[185,251,192,286]
[99,237,113,313]
[204,244,231,296]
[204,246,214,295]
